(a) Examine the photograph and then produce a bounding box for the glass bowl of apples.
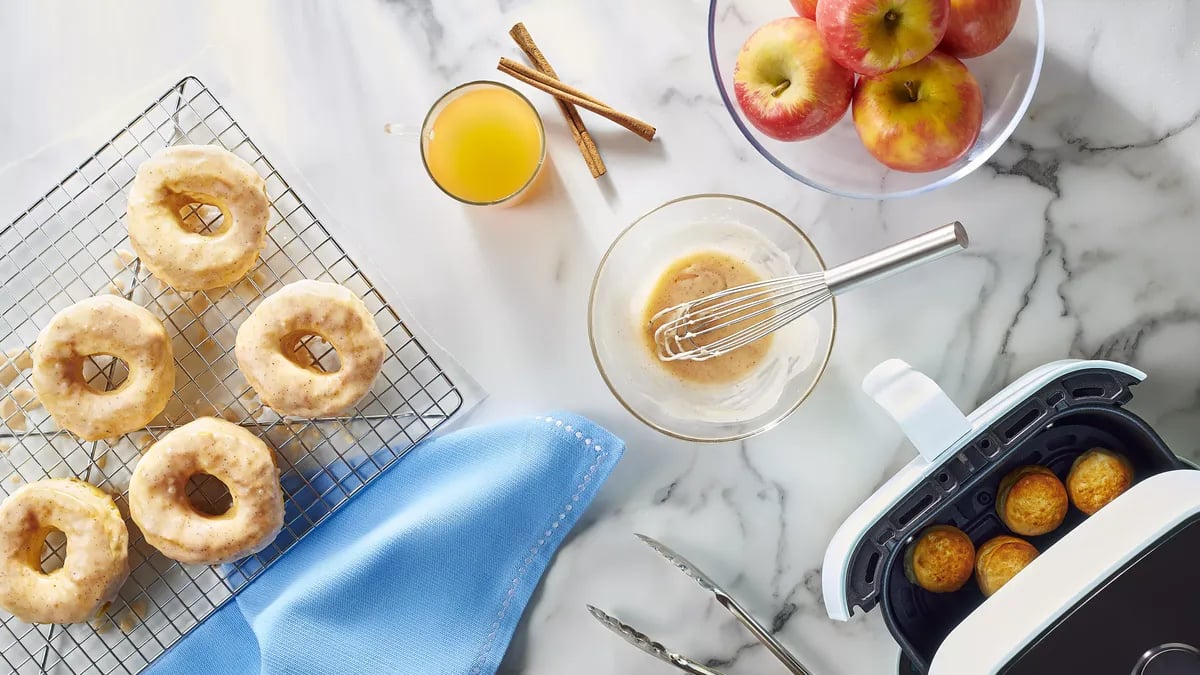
[708,0,1044,199]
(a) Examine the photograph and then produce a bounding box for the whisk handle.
[825,221,968,295]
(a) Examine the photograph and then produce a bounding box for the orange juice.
[423,83,544,204]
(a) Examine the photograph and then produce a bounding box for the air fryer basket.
[881,404,1185,671]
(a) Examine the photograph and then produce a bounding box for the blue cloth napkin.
[147,412,624,675]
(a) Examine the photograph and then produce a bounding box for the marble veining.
[1,0,1198,673]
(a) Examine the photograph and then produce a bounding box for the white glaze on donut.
[129,417,284,565]
[235,280,386,417]
[127,145,269,291]
[32,296,174,441]
[0,479,129,624]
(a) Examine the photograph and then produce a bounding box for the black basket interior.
[881,405,1186,672]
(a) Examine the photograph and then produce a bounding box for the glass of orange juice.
[419,81,546,206]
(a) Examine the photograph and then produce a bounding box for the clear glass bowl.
[707,0,1045,199]
[589,195,836,443]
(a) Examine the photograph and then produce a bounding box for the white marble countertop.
[2,1,1199,673]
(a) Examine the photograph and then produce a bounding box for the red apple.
[816,0,949,76]
[851,51,982,172]
[733,18,855,141]
[940,0,1020,58]
[790,0,819,19]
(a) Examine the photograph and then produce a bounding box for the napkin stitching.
[468,415,606,674]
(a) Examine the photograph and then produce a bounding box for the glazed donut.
[0,479,129,624]
[129,417,284,565]
[235,280,386,417]
[126,144,270,291]
[32,295,174,441]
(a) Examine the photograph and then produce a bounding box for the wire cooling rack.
[0,76,465,674]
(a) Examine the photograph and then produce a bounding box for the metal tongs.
[588,535,812,675]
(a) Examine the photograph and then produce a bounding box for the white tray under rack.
[0,76,465,674]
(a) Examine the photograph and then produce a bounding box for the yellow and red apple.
[733,17,855,141]
[816,0,949,76]
[940,0,1020,58]
[790,0,819,19]
[851,50,982,172]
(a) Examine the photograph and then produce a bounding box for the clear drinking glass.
[389,81,546,206]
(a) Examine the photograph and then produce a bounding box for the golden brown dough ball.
[1067,448,1134,515]
[975,535,1039,597]
[904,525,976,593]
[996,465,1068,536]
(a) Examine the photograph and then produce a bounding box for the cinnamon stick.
[509,23,606,178]
[497,57,656,142]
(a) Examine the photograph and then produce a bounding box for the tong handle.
[715,592,812,675]
[635,535,813,675]
[671,656,725,675]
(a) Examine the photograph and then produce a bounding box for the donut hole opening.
[80,354,129,393]
[186,473,233,516]
[178,202,230,237]
[40,528,67,574]
[282,332,342,374]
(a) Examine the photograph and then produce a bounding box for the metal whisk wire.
[653,222,968,362]
[652,276,828,361]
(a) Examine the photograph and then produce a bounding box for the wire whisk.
[652,222,968,362]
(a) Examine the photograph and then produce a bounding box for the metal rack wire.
[0,76,465,674]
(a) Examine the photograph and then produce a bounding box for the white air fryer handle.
[863,359,972,463]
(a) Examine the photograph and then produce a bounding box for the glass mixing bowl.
[589,194,836,442]
[707,0,1045,199]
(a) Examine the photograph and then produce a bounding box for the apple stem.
[770,80,790,98]
[903,80,919,102]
